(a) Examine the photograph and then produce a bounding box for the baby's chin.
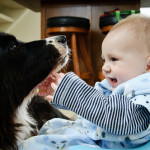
[110,82,119,91]
[112,87,115,91]
[109,83,118,91]
[111,81,125,91]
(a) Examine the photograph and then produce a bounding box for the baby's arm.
[50,72,150,135]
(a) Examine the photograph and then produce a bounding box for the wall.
[8,9,41,42]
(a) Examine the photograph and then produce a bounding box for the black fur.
[28,96,68,130]
[0,33,69,150]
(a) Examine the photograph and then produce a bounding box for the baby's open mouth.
[108,77,118,88]
[110,78,117,82]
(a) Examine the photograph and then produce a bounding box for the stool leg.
[78,35,94,85]
[71,33,80,76]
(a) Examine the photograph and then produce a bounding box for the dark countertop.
[13,0,142,12]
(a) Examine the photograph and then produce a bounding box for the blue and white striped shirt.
[52,72,150,135]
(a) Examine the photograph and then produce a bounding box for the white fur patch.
[14,88,38,141]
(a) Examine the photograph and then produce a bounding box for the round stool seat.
[99,14,130,34]
[47,16,90,30]
[99,10,140,34]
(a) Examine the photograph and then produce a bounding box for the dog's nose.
[57,35,66,44]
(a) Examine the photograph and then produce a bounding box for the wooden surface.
[41,0,140,6]
[71,33,80,76]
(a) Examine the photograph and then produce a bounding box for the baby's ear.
[146,56,150,71]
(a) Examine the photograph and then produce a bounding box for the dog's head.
[0,32,69,117]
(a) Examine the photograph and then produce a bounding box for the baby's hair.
[109,14,150,52]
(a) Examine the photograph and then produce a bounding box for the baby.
[20,14,150,149]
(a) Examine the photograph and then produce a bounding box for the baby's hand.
[46,72,65,101]
[37,72,65,101]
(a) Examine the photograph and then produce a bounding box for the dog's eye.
[9,42,17,52]
[10,44,17,51]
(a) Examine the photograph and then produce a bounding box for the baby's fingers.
[51,82,58,91]
[46,95,53,101]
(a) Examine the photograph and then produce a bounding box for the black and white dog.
[0,33,69,150]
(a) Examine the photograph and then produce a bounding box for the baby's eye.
[111,57,118,61]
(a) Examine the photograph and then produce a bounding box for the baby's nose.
[102,63,111,73]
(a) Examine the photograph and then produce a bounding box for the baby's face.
[102,28,148,90]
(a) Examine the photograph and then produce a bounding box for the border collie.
[0,33,69,150]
